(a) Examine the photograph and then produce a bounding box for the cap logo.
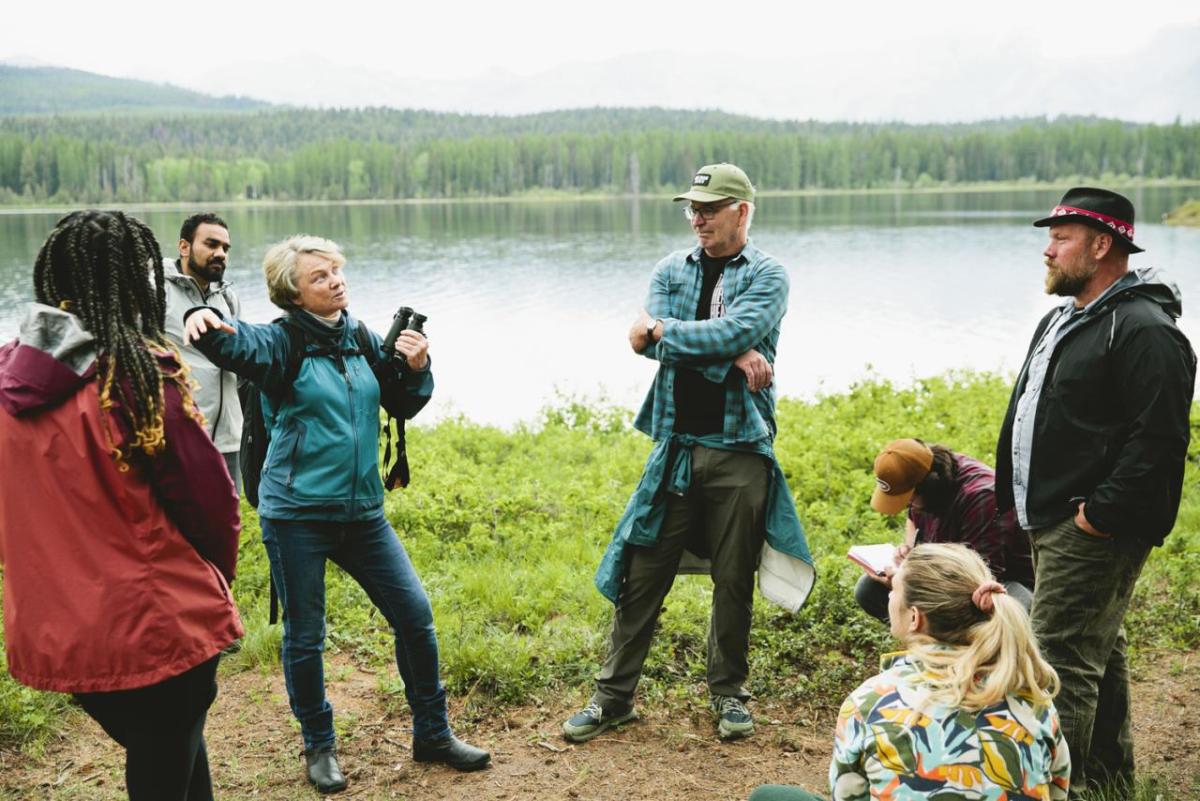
[693,173,711,186]
[875,477,892,493]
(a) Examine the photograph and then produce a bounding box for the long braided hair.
[33,210,190,461]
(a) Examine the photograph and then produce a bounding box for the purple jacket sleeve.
[143,378,241,582]
[911,481,1008,577]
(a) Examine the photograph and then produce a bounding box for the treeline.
[1,108,1197,203]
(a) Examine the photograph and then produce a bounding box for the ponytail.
[901,544,1058,711]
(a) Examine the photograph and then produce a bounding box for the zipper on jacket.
[285,425,305,489]
[199,285,227,439]
[338,353,361,506]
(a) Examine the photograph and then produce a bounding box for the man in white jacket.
[163,212,244,492]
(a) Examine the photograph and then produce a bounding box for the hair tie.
[971,581,1007,614]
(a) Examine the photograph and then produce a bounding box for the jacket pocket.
[202,558,233,602]
[281,422,307,489]
[1068,515,1113,544]
[1047,342,1114,428]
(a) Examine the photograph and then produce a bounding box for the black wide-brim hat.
[1033,186,1144,253]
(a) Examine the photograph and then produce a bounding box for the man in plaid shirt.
[564,163,811,744]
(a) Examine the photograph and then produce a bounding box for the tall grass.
[3,373,1199,768]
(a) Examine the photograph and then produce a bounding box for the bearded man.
[995,188,1195,799]
[163,212,244,492]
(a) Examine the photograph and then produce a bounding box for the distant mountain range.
[143,25,1200,123]
[2,24,1197,124]
[0,65,269,115]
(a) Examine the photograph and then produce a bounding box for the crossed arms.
[628,257,789,392]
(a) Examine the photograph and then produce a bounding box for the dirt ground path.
[3,650,1197,800]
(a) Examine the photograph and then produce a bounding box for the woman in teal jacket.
[185,234,488,794]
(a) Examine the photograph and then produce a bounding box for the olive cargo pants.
[593,446,768,709]
[1030,516,1151,799]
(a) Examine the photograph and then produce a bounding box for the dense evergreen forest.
[2,107,1197,203]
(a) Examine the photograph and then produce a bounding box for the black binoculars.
[382,306,428,360]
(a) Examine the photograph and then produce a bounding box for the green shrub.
[2,372,1198,750]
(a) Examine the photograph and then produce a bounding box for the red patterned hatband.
[1049,205,1135,242]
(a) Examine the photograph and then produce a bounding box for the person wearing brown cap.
[994,187,1196,798]
[564,163,813,744]
[855,439,1034,622]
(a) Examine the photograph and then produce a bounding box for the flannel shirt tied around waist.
[593,433,815,612]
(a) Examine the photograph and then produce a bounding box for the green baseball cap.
[673,163,756,203]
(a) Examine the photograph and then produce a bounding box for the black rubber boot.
[304,745,348,794]
[412,735,491,771]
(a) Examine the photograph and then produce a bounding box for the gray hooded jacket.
[163,259,243,453]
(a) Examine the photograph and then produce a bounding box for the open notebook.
[847,543,896,576]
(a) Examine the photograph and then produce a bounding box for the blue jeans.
[261,513,450,749]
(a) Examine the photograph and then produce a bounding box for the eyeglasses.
[683,198,740,222]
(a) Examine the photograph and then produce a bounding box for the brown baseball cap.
[870,439,934,515]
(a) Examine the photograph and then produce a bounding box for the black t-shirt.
[672,252,729,435]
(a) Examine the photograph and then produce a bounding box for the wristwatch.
[646,318,660,340]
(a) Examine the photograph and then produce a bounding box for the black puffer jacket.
[996,268,1196,546]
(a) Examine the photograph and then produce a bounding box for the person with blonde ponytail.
[0,211,243,801]
[749,543,1070,801]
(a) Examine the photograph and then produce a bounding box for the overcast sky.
[4,0,1198,120]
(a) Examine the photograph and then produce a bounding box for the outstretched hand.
[183,308,234,345]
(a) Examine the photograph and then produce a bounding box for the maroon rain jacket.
[0,305,243,693]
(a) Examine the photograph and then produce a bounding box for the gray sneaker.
[711,695,754,740]
[562,701,637,743]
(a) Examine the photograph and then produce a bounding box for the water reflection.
[2,187,1197,426]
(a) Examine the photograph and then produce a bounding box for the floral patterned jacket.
[831,652,1070,800]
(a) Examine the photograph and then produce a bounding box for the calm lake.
[3,187,1199,426]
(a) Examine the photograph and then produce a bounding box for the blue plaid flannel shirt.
[636,240,789,444]
[595,240,813,609]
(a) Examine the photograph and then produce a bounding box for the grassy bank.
[3,373,1199,753]
[1165,199,1200,226]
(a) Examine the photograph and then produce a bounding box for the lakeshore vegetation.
[1166,199,1200,226]
[3,373,1199,753]
[2,109,1199,204]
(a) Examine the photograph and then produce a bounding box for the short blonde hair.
[262,234,346,310]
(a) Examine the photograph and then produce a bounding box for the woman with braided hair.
[0,210,242,801]
[750,543,1071,801]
